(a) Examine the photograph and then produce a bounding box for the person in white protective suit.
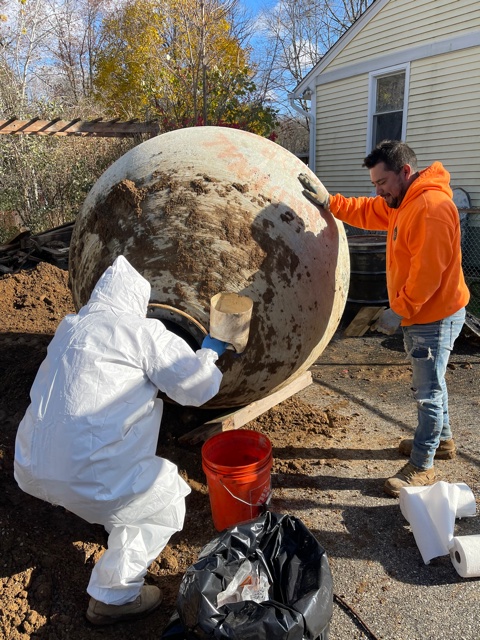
[14,255,227,626]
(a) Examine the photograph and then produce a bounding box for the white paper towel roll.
[455,483,477,518]
[400,482,476,523]
[399,482,453,563]
[399,482,477,564]
[450,535,480,578]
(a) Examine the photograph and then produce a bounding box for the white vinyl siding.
[315,76,373,197]
[325,0,480,72]
[314,44,480,202]
[406,49,480,203]
[308,0,480,204]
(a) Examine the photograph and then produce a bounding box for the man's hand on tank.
[201,334,229,357]
[298,173,318,194]
[370,308,402,335]
[298,173,330,210]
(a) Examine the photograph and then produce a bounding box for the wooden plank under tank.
[178,371,313,445]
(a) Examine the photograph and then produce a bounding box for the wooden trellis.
[0,117,160,138]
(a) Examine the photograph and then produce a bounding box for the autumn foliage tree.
[93,0,277,137]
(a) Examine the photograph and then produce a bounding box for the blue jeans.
[402,308,466,470]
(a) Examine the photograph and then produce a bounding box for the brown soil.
[1,263,479,640]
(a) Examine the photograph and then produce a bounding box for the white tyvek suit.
[14,255,222,605]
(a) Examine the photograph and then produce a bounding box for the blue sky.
[240,0,259,13]
[240,0,274,18]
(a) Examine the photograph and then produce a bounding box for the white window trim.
[366,62,410,155]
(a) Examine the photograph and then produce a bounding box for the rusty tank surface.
[69,126,350,409]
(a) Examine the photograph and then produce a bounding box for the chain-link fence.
[460,210,480,321]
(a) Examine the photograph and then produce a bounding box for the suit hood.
[87,255,151,317]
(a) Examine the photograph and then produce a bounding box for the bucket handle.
[219,477,272,511]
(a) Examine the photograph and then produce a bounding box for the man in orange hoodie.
[299,140,470,497]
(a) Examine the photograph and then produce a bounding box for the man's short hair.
[363,140,418,173]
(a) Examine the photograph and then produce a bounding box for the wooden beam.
[344,306,386,337]
[0,118,160,137]
[178,371,313,445]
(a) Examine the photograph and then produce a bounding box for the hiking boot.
[86,585,162,626]
[383,462,436,498]
[398,438,456,460]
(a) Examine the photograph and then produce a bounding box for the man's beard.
[383,195,400,208]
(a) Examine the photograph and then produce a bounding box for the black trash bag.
[161,511,333,640]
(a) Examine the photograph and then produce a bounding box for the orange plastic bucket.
[202,429,273,531]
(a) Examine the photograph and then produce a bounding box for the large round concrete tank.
[69,126,350,409]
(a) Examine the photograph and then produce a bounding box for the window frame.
[366,63,410,154]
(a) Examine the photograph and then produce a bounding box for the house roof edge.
[293,0,390,96]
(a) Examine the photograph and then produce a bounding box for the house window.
[367,64,409,152]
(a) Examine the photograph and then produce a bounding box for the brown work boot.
[86,585,162,626]
[398,438,456,460]
[383,462,436,498]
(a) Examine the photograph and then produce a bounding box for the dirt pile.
[0,261,75,334]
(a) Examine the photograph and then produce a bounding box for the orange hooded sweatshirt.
[329,161,470,325]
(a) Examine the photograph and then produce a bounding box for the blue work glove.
[298,172,330,210]
[370,308,402,335]
[201,334,228,357]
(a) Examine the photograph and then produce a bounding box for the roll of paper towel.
[400,482,476,523]
[450,535,480,578]
[454,483,477,518]
[399,482,477,565]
